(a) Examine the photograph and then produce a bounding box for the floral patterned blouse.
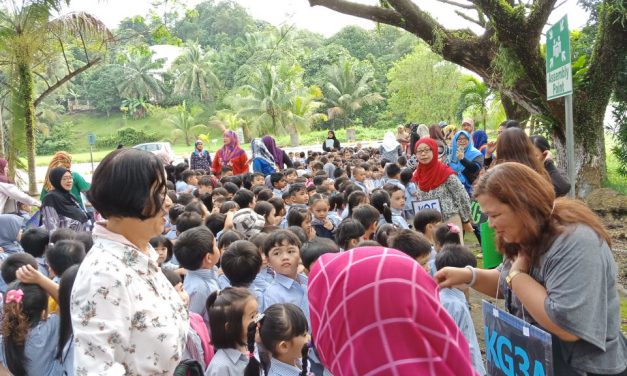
[71,223,189,375]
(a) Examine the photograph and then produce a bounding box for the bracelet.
[465,265,476,288]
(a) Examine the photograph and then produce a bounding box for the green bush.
[36,122,75,155]
[97,127,160,148]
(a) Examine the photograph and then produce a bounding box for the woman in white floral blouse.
[70,148,189,375]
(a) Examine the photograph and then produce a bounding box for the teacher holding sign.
[411,138,473,242]
[322,130,341,152]
[435,162,626,376]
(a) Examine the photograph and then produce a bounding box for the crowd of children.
[0,140,493,375]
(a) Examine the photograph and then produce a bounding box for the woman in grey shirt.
[436,162,626,376]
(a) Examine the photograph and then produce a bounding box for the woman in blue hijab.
[449,130,484,195]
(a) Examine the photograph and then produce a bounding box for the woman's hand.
[456,150,464,160]
[486,141,497,155]
[463,221,474,233]
[434,266,473,289]
[542,150,553,162]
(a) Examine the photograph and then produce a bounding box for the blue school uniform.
[403,181,418,219]
[255,266,274,290]
[272,188,284,198]
[327,211,342,228]
[0,314,62,376]
[183,267,220,326]
[352,180,369,195]
[216,274,265,310]
[440,288,486,375]
[312,218,334,239]
[383,178,405,191]
[262,273,309,325]
[391,208,409,229]
[267,357,303,376]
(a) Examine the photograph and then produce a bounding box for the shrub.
[97,127,160,148]
[36,122,75,155]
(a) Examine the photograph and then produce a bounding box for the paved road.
[16,140,383,192]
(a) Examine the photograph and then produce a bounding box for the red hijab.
[412,137,455,191]
[309,247,476,376]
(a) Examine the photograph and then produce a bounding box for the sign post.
[87,132,96,173]
[546,15,575,197]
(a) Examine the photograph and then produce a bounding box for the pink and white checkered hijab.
[309,246,476,376]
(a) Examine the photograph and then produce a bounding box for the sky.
[62,0,591,39]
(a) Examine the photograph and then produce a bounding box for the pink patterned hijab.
[219,130,244,167]
[309,247,476,376]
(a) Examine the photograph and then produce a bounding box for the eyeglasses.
[415,148,432,154]
[61,176,73,182]
[457,139,469,144]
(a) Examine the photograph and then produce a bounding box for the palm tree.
[116,51,165,102]
[324,59,383,128]
[455,76,493,130]
[0,1,111,193]
[168,101,208,146]
[234,65,293,136]
[171,42,220,103]
[280,85,327,146]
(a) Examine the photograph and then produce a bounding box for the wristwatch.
[505,270,525,288]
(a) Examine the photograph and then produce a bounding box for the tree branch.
[34,57,101,107]
[527,0,558,42]
[308,0,406,28]
[455,10,486,27]
[33,71,51,90]
[435,0,475,9]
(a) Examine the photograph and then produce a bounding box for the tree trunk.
[290,132,299,147]
[500,95,530,124]
[0,104,5,157]
[17,63,37,195]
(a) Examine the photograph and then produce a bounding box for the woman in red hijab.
[211,130,249,176]
[411,137,473,240]
[308,246,477,376]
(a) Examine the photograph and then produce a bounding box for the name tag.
[412,198,442,213]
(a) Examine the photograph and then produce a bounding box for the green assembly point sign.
[546,15,572,100]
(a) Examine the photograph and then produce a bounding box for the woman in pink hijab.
[308,247,477,376]
[211,130,249,176]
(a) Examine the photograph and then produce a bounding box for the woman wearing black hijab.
[41,167,90,231]
[322,130,341,152]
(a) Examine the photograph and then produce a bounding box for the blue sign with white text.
[482,300,553,376]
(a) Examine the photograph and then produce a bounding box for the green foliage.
[97,127,160,148]
[610,100,627,177]
[324,59,383,128]
[171,42,220,103]
[455,76,495,130]
[491,46,525,89]
[115,50,165,101]
[35,122,75,155]
[387,44,463,123]
[167,101,208,145]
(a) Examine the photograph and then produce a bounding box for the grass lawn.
[622,297,627,335]
[605,137,627,194]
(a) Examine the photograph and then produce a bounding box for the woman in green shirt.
[40,151,90,208]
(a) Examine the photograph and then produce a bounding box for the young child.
[0,280,61,375]
[351,166,369,194]
[166,204,185,240]
[205,287,260,376]
[300,237,340,275]
[149,235,174,268]
[250,233,273,289]
[271,172,287,198]
[161,268,213,369]
[257,303,310,376]
[351,204,379,241]
[176,211,203,235]
[389,230,433,273]
[0,253,38,294]
[176,169,198,193]
[335,219,366,251]
[400,167,418,220]
[46,240,85,283]
[327,194,344,227]
[374,223,398,248]
[309,194,335,240]
[431,223,463,275]
[287,208,315,241]
[251,173,266,188]
[382,184,410,229]
[370,189,395,228]
[20,228,50,276]
[284,168,298,185]
[261,230,309,324]
[173,226,221,326]
[383,163,405,191]
[436,244,486,375]
[346,191,368,218]
[220,240,264,307]
[413,209,443,275]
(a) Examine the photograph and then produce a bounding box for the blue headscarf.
[472,130,488,152]
[449,130,483,191]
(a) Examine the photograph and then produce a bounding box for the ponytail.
[1,282,47,376]
[382,203,392,224]
[243,321,262,376]
[300,343,309,376]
